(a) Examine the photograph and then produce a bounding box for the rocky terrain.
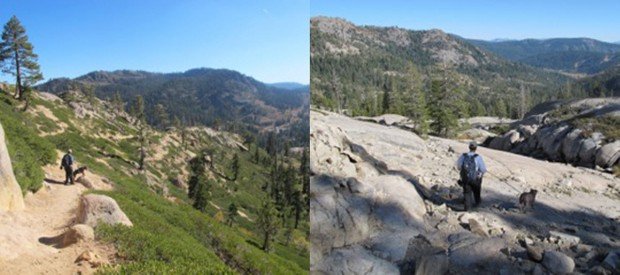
[487,98,620,172]
[310,110,620,274]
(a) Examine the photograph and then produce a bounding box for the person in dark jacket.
[60,149,75,185]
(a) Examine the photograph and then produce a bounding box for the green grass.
[571,115,620,141]
[4,92,309,273]
[0,94,56,193]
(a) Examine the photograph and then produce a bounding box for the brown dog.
[518,189,538,213]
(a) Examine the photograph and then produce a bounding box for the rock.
[314,245,400,274]
[601,250,620,273]
[531,263,546,275]
[449,237,507,267]
[75,250,103,267]
[589,265,612,275]
[542,250,575,274]
[76,194,133,228]
[549,230,580,245]
[457,128,496,144]
[468,219,489,237]
[0,122,25,211]
[415,254,449,275]
[527,245,544,262]
[76,176,94,189]
[561,128,583,163]
[63,224,95,246]
[171,177,188,190]
[596,141,620,169]
[578,138,598,167]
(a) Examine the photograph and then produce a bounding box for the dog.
[72,166,88,179]
[518,189,538,213]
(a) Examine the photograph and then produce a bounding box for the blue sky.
[311,0,620,43]
[1,0,309,84]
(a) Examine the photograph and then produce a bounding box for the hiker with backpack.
[456,142,487,211]
[60,149,75,185]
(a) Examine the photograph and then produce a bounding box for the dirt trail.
[0,155,114,274]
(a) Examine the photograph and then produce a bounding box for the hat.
[68,149,73,154]
[468,142,477,150]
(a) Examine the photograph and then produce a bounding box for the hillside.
[576,65,620,97]
[310,16,570,118]
[469,38,620,74]
[37,68,310,147]
[0,86,309,274]
[311,109,620,274]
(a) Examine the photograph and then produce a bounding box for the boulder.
[542,250,574,274]
[457,128,496,144]
[578,138,598,167]
[63,224,95,246]
[561,128,583,163]
[596,141,620,169]
[540,125,572,161]
[449,236,507,267]
[314,245,399,274]
[549,230,580,245]
[0,122,25,211]
[76,176,94,189]
[76,194,133,228]
[468,219,489,237]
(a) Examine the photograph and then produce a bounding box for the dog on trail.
[72,166,88,179]
[518,189,538,213]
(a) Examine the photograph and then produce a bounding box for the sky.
[311,0,620,43]
[1,0,309,84]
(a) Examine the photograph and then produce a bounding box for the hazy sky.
[311,0,620,43]
[1,0,309,84]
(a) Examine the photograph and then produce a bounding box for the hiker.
[60,149,75,185]
[456,142,487,211]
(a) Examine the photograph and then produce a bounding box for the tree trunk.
[14,46,22,99]
[262,231,270,251]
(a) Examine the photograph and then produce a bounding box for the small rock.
[468,219,488,237]
[527,245,544,262]
[549,230,580,245]
[414,254,449,275]
[75,251,96,263]
[63,224,95,246]
[542,250,575,274]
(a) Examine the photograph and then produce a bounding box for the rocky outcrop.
[0,122,25,211]
[76,194,132,228]
[487,98,620,170]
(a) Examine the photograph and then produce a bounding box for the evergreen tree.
[428,79,457,137]
[153,103,170,129]
[131,96,148,170]
[230,153,240,181]
[257,199,281,252]
[112,91,124,112]
[381,77,391,113]
[0,16,42,100]
[226,202,238,226]
[192,176,209,211]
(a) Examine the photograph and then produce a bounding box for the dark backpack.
[61,154,73,167]
[460,153,478,183]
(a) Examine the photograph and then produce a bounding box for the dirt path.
[0,156,115,274]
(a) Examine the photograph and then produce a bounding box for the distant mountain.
[469,38,620,74]
[311,16,569,118]
[268,82,308,90]
[576,65,620,97]
[37,68,309,146]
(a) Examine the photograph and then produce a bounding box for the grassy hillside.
[0,89,309,274]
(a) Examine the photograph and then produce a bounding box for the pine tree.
[0,16,42,101]
[131,96,148,170]
[153,104,170,129]
[192,176,209,211]
[428,79,457,137]
[257,199,281,252]
[226,202,238,226]
[381,77,391,114]
[112,91,124,112]
[230,153,240,181]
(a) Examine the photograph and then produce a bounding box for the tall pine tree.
[0,16,42,102]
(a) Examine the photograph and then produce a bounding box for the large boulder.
[595,141,620,169]
[578,138,598,168]
[561,128,584,163]
[76,194,132,228]
[315,245,400,274]
[0,123,25,211]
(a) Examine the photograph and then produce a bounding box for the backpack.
[61,154,73,167]
[460,153,478,183]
